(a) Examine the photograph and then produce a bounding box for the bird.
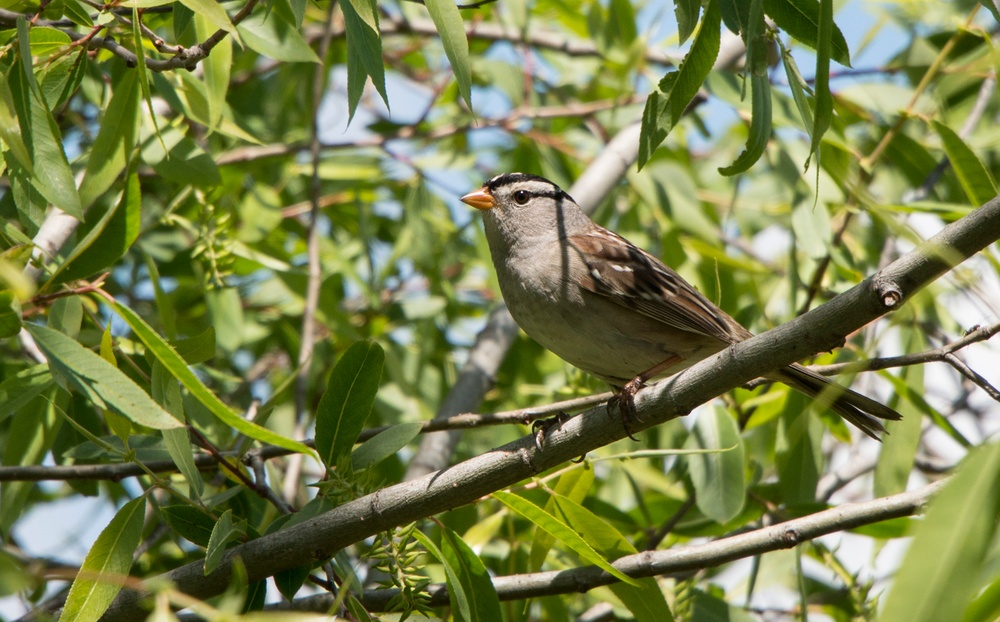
[460,172,901,440]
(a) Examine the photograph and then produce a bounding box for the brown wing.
[569,229,746,344]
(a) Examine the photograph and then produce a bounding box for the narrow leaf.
[546,494,673,621]
[152,361,204,498]
[237,11,321,63]
[808,0,834,168]
[27,324,183,430]
[11,19,82,219]
[674,0,701,43]
[0,71,34,174]
[718,74,772,175]
[0,290,23,338]
[60,497,145,622]
[51,169,142,286]
[112,301,313,455]
[425,0,473,109]
[78,69,140,210]
[685,407,745,523]
[933,120,999,206]
[638,0,720,168]
[880,443,1000,622]
[205,510,245,575]
[0,364,53,424]
[177,0,234,32]
[440,528,502,622]
[315,340,385,469]
[763,0,851,66]
[351,422,422,471]
[341,0,388,122]
[493,491,640,586]
[412,530,473,621]
[530,466,595,571]
[194,13,231,130]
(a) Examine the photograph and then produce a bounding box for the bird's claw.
[532,411,572,451]
[607,378,645,441]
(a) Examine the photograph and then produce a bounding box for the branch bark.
[261,479,944,611]
[102,194,1000,621]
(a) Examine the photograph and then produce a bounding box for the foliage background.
[1,0,1000,619]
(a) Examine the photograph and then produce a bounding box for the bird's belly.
[506,290,719,386]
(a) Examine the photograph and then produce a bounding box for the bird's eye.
[512,190,530,205]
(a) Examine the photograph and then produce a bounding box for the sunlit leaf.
[315,340,385,470]
[60,497,145,622]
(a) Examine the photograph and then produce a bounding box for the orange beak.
[460,186,495,210]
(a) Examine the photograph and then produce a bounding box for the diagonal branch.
[102,194,1000,621]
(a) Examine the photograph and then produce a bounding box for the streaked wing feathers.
[570,230,741,343]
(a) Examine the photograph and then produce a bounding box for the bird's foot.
[532,411,573,451]
[607,378,645,441]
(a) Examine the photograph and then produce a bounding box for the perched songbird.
[460,172,901,440]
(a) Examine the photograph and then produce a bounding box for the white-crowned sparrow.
[461,172,901,440]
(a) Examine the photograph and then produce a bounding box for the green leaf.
[638,0,720,168]
[237,11,321,63]
[791,199,832,259]
[315,340,385,469]
[780,41,815,132]
[0,290,22,338]
[26,324,183,430]
[152,361,204,499]
[172,327,216,365]
[439,528,502,622]
[718,74,772,175]
[763,0,851,66]
[874,334,925,498]
[807,0,834,168]
[674,0,701,43]
[606,0,637,47]
[177,0,234,32]
[0,364,53,425]
[194,12,231,130]
[980,0,1000,25]
[880,443,1000,622]
[60,497,145,622]
[77,69,140,210]
[141,126,221,187]
[493,491,640,586]
[546,494,672,621]
[744,0,768,78]
[529,466,595,571]
[686,407,745,523]
[342,0,388,123]
[204,287,243,353]
[719,0,749,35]
[776,393,823,504]
[351,422,422,471]
[205,510,245,575]
[111,301,313,456]
[161,505,216,547]
[10,19,82,219]
[425,0,473,110]
[933,120,998,206]
[412,529,474,620]
[0,71,34,175]
[0,397,59,534]
[51,169,142,286]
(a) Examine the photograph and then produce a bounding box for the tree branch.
[102,194,1000,621]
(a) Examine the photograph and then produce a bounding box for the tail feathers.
[778,363,902,441]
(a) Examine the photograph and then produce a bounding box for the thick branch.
[102,195,1000,621]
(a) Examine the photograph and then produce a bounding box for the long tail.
[776,363,902,441]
